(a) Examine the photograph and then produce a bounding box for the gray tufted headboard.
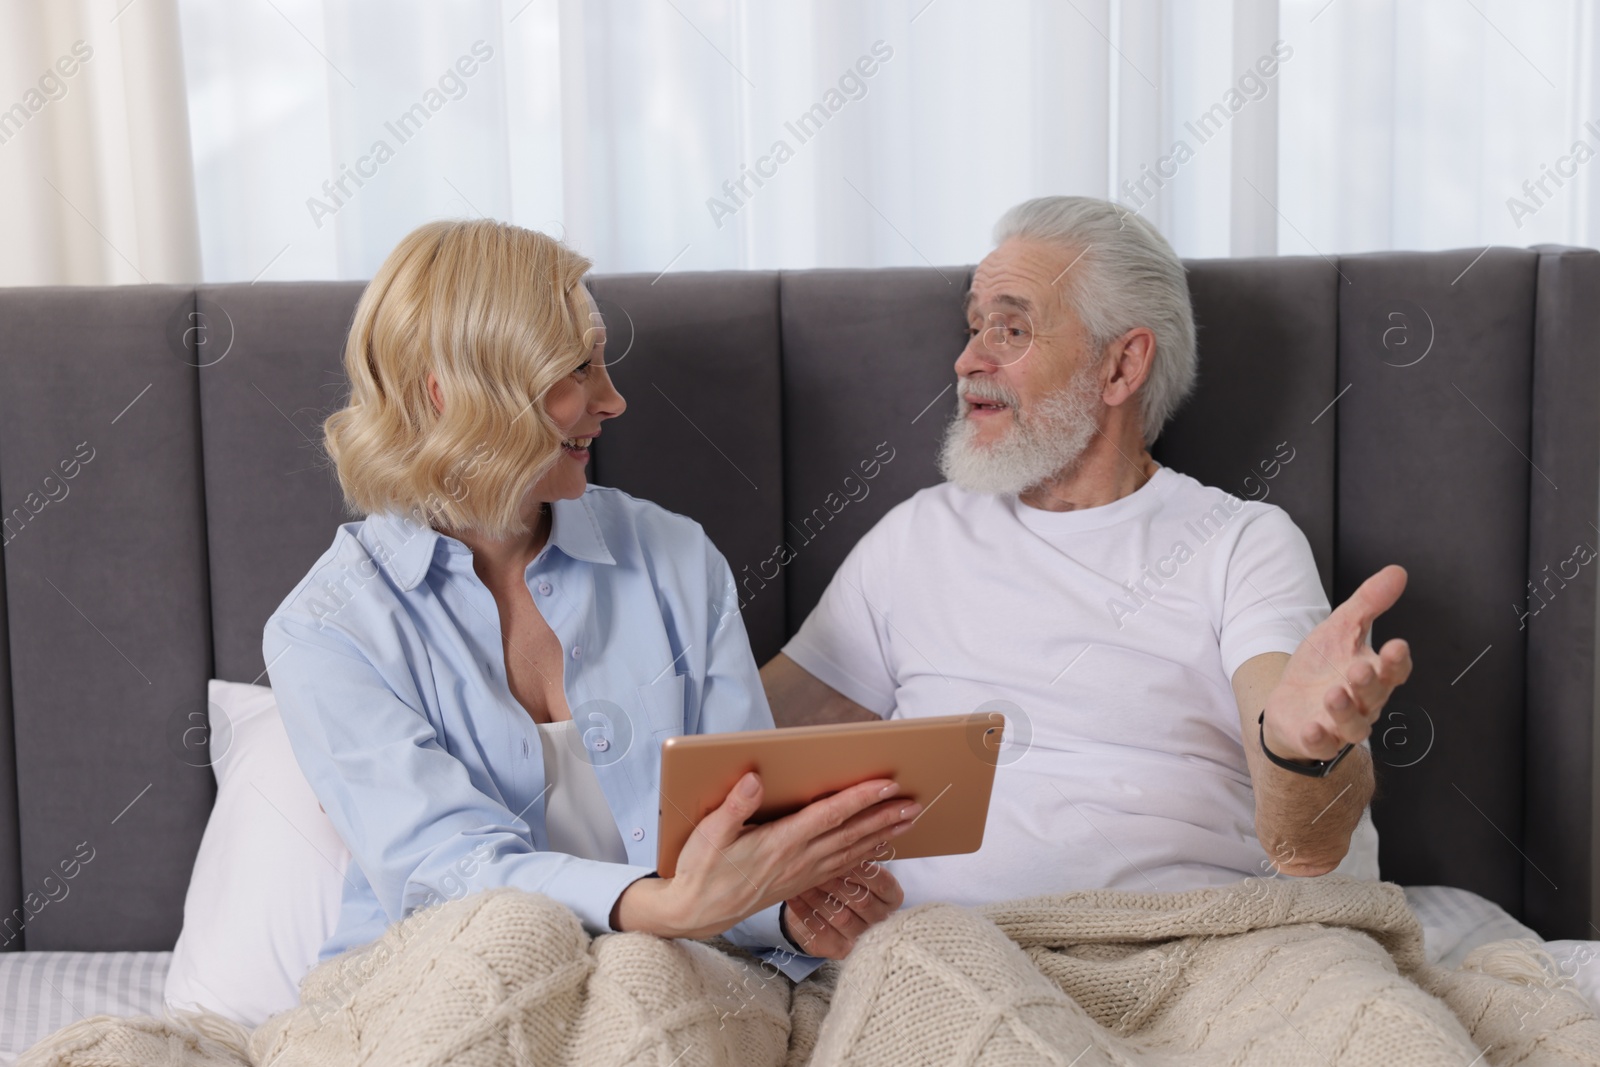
[0,246,1596,952]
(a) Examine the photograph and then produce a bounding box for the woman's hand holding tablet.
[628,712,1003,958]
[609,773,919,955]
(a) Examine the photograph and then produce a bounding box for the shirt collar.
[364,493,616,592]
[547,493,616,567]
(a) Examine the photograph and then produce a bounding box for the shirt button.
[537,582,552,596]
[593,737,610,752]
[630,827,645,841]
[570,645,582,659]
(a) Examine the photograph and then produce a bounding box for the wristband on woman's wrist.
[1257,710,1355,778]
[777,901,806,954]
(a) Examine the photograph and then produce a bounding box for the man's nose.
[954,334,992,377]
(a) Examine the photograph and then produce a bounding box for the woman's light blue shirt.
[262,485,823,981]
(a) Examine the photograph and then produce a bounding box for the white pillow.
[164,680,350,1027]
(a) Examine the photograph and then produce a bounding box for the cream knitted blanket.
[17,875,1600,1066]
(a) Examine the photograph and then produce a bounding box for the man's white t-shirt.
[782,464,1378,909]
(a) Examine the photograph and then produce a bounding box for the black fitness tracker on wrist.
[1257,709,1355,778]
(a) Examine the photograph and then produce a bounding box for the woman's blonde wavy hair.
[324,219,595,540]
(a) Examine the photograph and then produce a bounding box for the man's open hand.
[1262,564,1413,762]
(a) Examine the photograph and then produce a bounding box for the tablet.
[656,712,1003,878]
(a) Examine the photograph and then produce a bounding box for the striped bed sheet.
[1403,884,1600,1006]
[0,952,170,1065]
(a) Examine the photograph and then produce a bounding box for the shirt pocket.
[634,671,686,740]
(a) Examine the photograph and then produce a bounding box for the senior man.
[763,195,1412,920]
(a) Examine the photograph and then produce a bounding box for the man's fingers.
[1326,643,1410,734]
[1324,674,1375,726]
[1346,656,1388,710]
[1337,564,1408,630]
[1281,574,1412,758]
[1378,638,1413,685]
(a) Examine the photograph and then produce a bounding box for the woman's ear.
[426,372,445,414]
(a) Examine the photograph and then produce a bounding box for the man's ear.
[1102,327,1156,408]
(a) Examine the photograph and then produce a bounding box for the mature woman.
[261,219,916,981]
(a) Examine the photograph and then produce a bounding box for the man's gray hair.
[992,196,1198,446]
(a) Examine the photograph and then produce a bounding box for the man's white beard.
[937,366,1105,496]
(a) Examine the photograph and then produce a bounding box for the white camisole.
[534,718,629,863]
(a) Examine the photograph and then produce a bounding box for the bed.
[3,885,1596,1063]
[0,249,1597,1057]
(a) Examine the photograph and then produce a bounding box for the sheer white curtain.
[1277,0,1598,258]
[0,0,199,286]
[6,0,1597,284]
[171,0,1281,281]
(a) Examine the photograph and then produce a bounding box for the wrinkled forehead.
[965,238,1075,320]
